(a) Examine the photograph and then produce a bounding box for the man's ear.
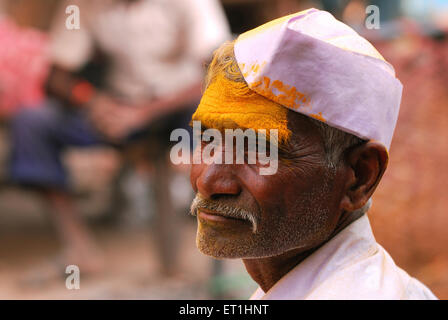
[340,141,389,212]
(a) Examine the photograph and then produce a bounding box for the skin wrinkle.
[193,168,338,259]
[192,42,344,260]
[192,109,342,259]
[190,39,384,292]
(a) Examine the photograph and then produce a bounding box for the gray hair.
[308,119,372,216]
[307,117,367,168]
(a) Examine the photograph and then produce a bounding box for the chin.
[196,229,263,259]
[196,232,243,258]
[195,228,284,259]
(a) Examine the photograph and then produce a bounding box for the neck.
[242,210,365,292]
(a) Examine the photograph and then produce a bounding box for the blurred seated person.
[0,8,49,120]
[10,0,230,276]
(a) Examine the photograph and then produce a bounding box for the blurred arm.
[138,80,202,120]
[126,0,232,121]
[84,0,232,140]
[46,0,97,106]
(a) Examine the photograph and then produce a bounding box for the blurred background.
[0,0,447,300]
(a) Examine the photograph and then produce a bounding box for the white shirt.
[250,214,437,300]
[50,0,231,102]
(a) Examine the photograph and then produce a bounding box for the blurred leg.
[10,100,104,274]
[129,109,191,277]
[46,190,103,272]
[151,147,179,276]
[125,105,195,277]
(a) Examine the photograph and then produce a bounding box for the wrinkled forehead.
[192,74,291,143]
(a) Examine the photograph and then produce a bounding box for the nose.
[193,163,242,200]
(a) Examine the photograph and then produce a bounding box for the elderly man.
[189,9,437,299]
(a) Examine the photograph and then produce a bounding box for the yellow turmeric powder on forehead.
[192,73,291,143]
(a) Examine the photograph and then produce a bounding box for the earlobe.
[341,141,388,211]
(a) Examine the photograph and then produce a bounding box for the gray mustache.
[190,194,259,233]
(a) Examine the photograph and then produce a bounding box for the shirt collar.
[250,213,378,299]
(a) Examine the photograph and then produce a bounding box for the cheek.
[285,168,339,222]
[251,166,335,219]
[242,171,290,215]
[249,163,315,201]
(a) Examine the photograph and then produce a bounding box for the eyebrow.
[276,135,313,156]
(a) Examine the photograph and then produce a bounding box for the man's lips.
[197,208,248,224]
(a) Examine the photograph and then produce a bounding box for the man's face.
[190,111,348,259]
